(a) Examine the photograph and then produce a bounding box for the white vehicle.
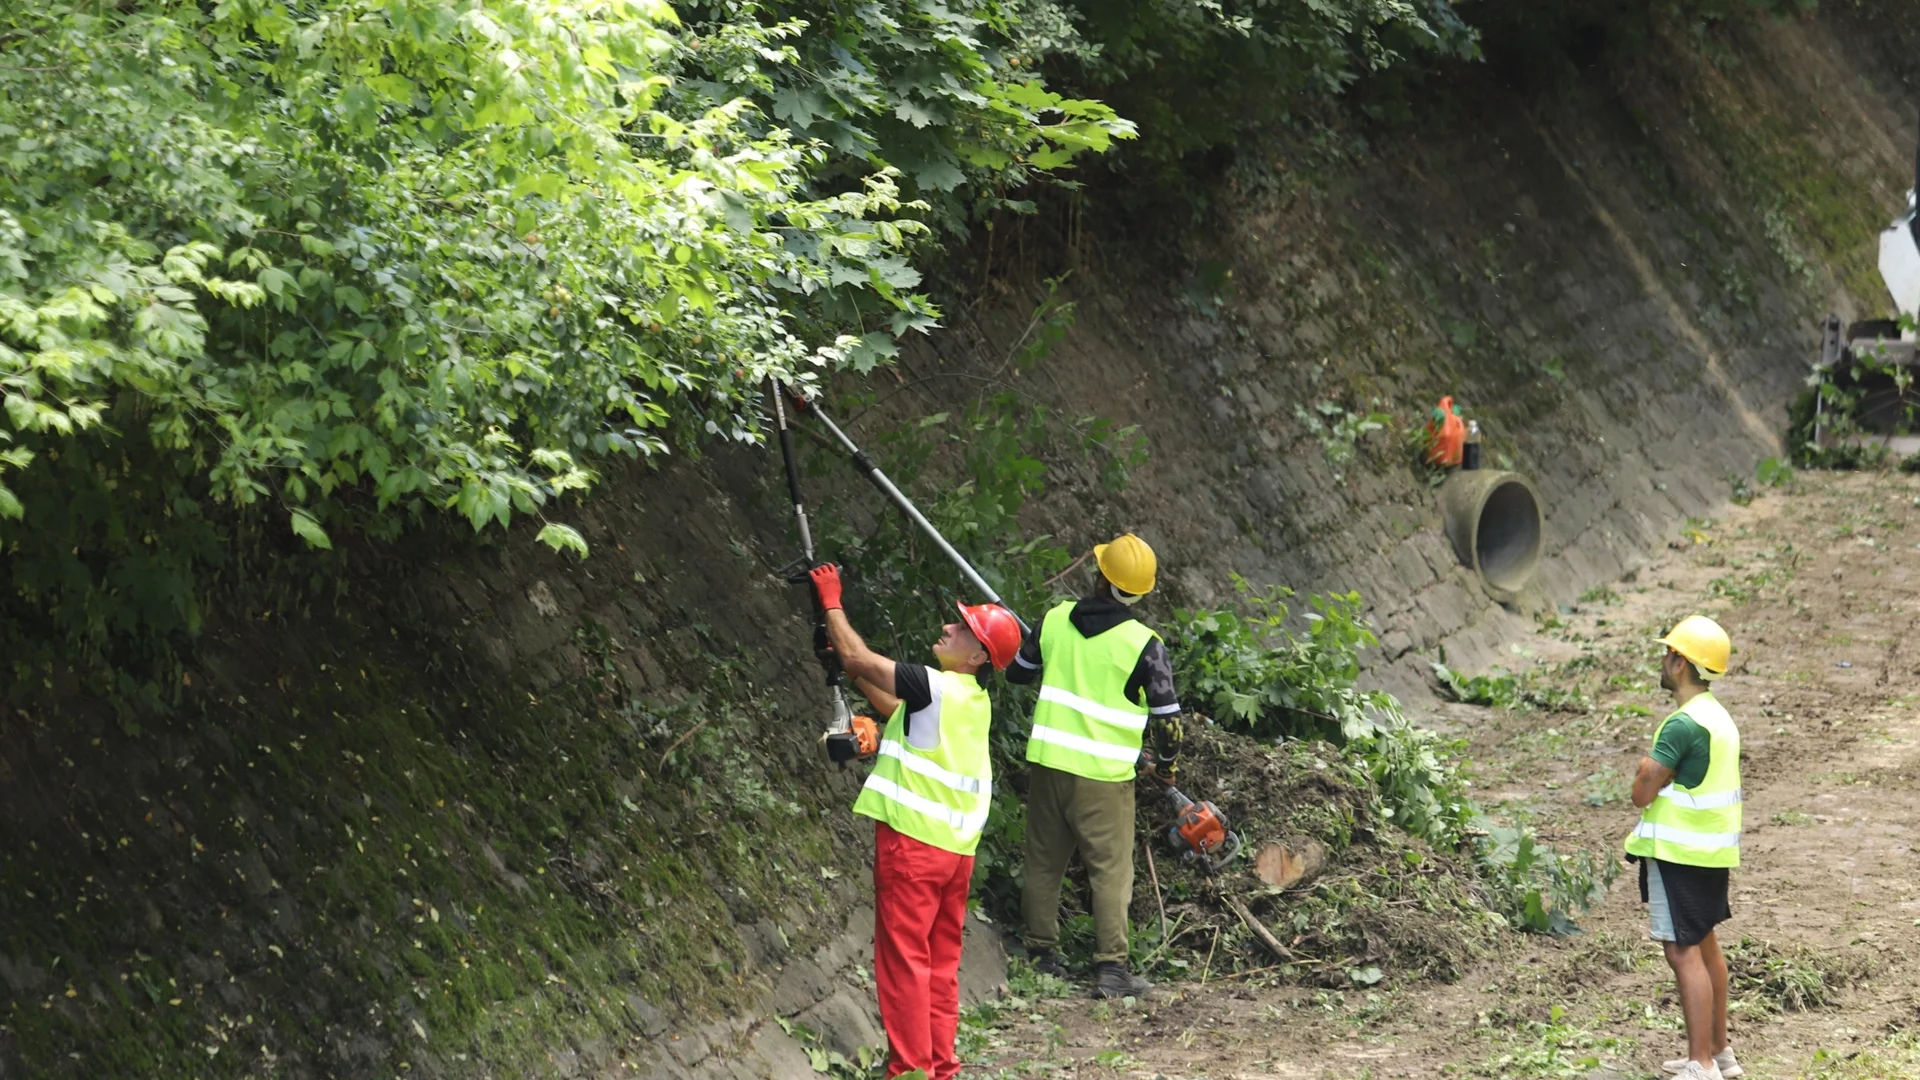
[1879,179,1920,338]
[1812,121,1920,451]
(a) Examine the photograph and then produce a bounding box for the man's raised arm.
[810,564,897,691]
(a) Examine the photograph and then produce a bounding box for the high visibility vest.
[1624,692,1742,868]
[852,668,994,857]
[1025,600,1157,783]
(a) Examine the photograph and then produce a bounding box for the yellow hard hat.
[1094,532,1157,595]
[1659,614,1730,678]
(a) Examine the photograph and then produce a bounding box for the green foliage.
[678,0,1136,226]
[1050,0,1479,174]
[1580,767,1628,807]
[1429,665,1522,709]
[777,1017,888,1080]
[1170,577,1398,745]
[1159,576,1474,845]
[1168,592,1608,933]
[1792,329,1920,468]
[1807,1034,1920,1080]
[1295,400,1390,479]
[0,0,1132,682]
[1430,663,1591,713]
[957,962,1072,1062]
[1004,955,1076,1000]
[1724,936,1875,1014]
[1471,820,1615,935]
[1468,1003,1621,1078]
[1756,456,1795,488]
[1577,584,1620,605]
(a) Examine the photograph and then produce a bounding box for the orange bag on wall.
[1426,396,1465,468]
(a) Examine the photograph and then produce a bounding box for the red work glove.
[809,563,844,611]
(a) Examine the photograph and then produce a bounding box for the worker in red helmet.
[809,563,1021,1080]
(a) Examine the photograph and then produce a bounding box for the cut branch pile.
[1099,725,1502,986]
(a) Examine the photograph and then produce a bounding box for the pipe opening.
[1440,470,1544,601]
[1474,480,1542,596]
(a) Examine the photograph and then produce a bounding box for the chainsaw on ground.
[1142,754,1243,874]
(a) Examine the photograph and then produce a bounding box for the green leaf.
[772,86,827,128]
[289,509,332,550]
[3,393,32,430]
[535,522,589,559]
[892,98,943,129]
[257,266,298,298]
[511,171,565,200]
[366,74,414,102]
[911,157,965,192]
[846,332,898,373]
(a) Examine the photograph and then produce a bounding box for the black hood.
[1068,591,1141,638]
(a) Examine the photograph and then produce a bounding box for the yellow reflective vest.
[1025,600,1157,783]
[853,667,994,856]
[1624,692,1742,868]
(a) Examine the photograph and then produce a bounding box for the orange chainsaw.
[822,708,880,763]
[1143,754,1243,874]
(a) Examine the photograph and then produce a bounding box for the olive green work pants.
[1020,762,1135,964]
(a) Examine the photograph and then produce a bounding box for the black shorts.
[1637,857,1732,947]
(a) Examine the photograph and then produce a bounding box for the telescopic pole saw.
[768,381,874,765]
[787,391,1031,636]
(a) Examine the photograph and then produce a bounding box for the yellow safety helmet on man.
[1659,614,1730,680]
[1093,533,1157,596]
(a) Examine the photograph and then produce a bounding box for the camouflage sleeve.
[1134,639,1184,774]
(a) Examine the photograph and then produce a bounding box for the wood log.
[1221,893,1296,962]
[1251,837,1327,891]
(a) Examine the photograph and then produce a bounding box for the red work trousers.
[872,821,974,1080]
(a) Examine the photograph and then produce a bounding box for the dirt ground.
[973,469,1920,1079]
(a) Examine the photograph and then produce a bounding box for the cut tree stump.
[1251,837,1327,891]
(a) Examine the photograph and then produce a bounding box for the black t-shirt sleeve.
[893,664,935,713]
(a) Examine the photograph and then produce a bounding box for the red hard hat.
[957,602,1022,670]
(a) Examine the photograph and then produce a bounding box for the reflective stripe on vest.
[1623,692,1742,868]
[1655,785,1743,810]
[1025,600,1157,783]
[853,668,994,856]
[858,775,991,837]
[1631,821,1742,849]
[876,739,985,794]
[1037,685,1149,732]
[1027,722,1143,763]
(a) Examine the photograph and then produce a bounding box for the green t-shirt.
[1651,712,1712,789]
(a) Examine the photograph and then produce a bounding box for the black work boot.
[1028,950,1070,979]
[1091,961,1151,999]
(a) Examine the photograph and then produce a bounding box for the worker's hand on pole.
[808,563,844,611]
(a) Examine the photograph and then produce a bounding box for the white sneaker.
[1660,1058,1723,1080]
[1661,1049,1741,1078]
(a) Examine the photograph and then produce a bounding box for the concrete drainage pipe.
[1440,470,1543,602]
